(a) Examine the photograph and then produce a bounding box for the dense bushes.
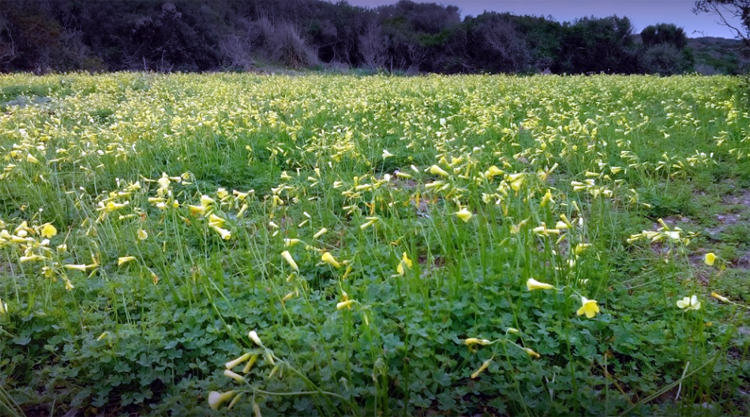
[0,0,723,74]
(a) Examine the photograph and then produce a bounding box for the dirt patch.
[721,187,750,207]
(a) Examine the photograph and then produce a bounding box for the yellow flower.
[321,252,341,269]
[188,205,205,216]
[137,229,148,240]
[157,173,170,189]
[337,300,356,310]
[454,208,473,223]
[64,264,88,272]
[507,173,525,191]
[117,256,136,266]
[208,391,236,410]
[200,195,215,208]
[313,227,328,239]
[676,295,701,311]
[382,149,394,159]
[526,278,555,291]
[0,298,7,315]
[280,251,298,271]
[41,223,57,238]
[226,352,253,370]
[427,165,449,177]
[212,226,232,240]
[540,189,553,207]
[208,214,225,227]
[396,252,413,276]
[576,296,600,318]
[484,165,504,179]
[20,254,46,263]
[704,252,716,266]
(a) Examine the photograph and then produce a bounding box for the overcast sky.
[344,0,742,38]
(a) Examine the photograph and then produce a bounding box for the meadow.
[0,72,749,416]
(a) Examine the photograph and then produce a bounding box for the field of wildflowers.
[0,73,749,416]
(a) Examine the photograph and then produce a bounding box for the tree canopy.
[0,0,719,74]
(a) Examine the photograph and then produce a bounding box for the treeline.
[0,0,695,74]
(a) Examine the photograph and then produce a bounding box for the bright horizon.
[345,0,743,39]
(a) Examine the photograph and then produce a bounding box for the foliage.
[0,0,726,75]
[641,23,689,49]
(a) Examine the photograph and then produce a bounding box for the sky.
[345,0,744,38]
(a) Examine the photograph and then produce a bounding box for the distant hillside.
[688,37,750,74]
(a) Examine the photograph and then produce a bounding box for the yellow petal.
[455,208,473,223]
[41,223,57,238]
[281,251,298,271]
[117,256,136,266]
[321,252,341,269]
[526,278,555,291]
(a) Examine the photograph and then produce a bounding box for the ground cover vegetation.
[0,72,749,416]
[0,0,743,75]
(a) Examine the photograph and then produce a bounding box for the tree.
[559,15,638,74]
[640,43,694,74]
[464,13,531,73]
[694,1,750,49]
[641,23,688,48]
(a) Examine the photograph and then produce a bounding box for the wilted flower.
[471,357,493,379]
[711,292,730,303]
